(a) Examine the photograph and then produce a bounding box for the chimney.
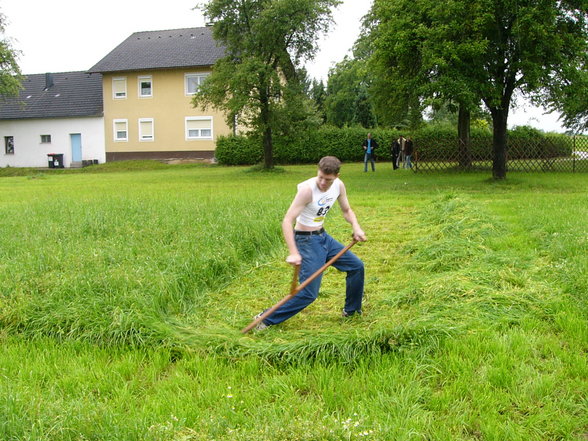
[44,73,54,90]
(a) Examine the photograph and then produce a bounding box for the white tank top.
[296,177,341,227]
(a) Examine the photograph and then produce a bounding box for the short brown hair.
[318,156,341,175]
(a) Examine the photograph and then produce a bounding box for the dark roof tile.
[0,71,103,120]
[89,26,225,73]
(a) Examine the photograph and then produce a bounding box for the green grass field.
[1,162,587,440]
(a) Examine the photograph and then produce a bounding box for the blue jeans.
[404,155,412,168]
[263,231,364,325]
[364,153,375,171]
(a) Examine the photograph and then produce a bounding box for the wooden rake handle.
[241,239,358,334]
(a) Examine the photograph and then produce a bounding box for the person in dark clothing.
[391,138,401,170]
[404,137,414,169]
[396,135,406,168]
[362,133,378,172]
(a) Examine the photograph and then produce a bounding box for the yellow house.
[89,27,230,161]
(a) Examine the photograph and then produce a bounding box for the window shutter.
[140,120,153,139]
[113,78,127,97]
[186,119,211,130]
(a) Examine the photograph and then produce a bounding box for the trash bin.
[47,153,64,169]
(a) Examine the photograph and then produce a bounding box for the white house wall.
[0,117,105,168]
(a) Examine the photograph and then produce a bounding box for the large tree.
[549,64,588,133]
[367,0,588,178]
[358,7,425,131]
[308,78,327,124]
[0,12,22,99]
[324,57,377,128]
[194,0,340,169]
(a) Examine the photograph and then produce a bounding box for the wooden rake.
[241,239,358,334]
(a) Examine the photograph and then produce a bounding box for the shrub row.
[215,126,573,165]
[215,127,409,165]
[414,127,572,162]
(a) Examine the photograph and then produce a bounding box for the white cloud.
[508,100,565,133]
[304,1,372,82]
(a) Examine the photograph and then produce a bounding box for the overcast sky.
[1,0,565,132]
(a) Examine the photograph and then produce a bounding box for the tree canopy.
[324,57,376,128]
[365,0,588,178]
[193,0,340,169]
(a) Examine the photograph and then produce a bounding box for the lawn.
[1,162,587,440]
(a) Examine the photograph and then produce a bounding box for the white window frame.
[112,77,127,99]
[185,116,213,140]
[138,75,153,98]
[184,73,209,95]
[113,119,128,142]
[138,118,154,142]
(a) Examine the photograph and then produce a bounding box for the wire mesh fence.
[412,134,588,173]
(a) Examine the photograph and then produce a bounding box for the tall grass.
[0,166,285,346]
[1,164,587,440]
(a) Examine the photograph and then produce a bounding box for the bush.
[215,125,573,165]
[215,135,262,165]
[217,127,404,165]
[509,128,572,159]
[411,125,573,162]
[412,125,493,162]
[273,127,376,164]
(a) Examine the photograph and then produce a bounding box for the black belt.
[295,228,325,236]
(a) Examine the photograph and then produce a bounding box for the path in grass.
[168,169,582,366]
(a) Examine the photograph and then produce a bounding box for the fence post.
[573,135,576,173]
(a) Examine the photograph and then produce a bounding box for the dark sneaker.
[342,309,362,317]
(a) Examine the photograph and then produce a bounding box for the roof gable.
[0,71,103,120]
[89,27,225,73]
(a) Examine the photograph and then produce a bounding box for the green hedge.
[214,135,262,165]
[216,127,404,165]
[273,127,402,164]
[215,126,573,165]
[413,126,493,162]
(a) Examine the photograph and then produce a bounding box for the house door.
[70,134,82,162]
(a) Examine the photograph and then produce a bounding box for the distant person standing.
[394,135,406,170]
[362,133,378,172]
[391,137,401,170]
[397,135,406,168]
[404,137,414,169]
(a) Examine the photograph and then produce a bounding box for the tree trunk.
[457,106,472,169]
[490,107,508,179]
[260,88,274,170]
[262,124,273,169]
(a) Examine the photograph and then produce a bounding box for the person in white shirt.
[255,156,367,330]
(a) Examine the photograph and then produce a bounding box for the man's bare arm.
[281,186,312,265]
[338,181,367,242]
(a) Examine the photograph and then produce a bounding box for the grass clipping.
[161,194,552,364]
